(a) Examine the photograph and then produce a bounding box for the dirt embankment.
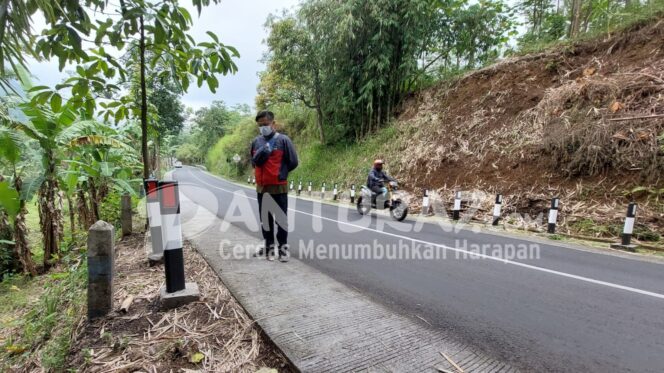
[392,17,664,239]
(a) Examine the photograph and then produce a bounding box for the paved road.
[174,166,664,372]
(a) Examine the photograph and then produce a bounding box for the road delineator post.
[252,176,256,185]
[453,191,462,221]
[492,194,503,226]
[144,178,164,266]
[321,182,326,199]
[308,181,312,195]
[350,184,356,204]
[157,180,200,309]
[547,197,560,234]
[247,176,251,184]
[333,183,338,201]
[297,180,302,196]
[611,202,638,252]
[422,189,430,215]
[289,180,294,192]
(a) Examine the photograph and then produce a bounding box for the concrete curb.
[178,191,516,372]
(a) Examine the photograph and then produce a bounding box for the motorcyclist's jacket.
[250,132,298,191]
[367,168,395,192]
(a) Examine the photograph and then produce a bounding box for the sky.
[26,0,301,111]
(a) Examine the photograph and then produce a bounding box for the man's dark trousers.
[257,192,288,251]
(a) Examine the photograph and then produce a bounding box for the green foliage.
[207,107,399,190]
[259,0,516,142]
[188,101,244,157]
[0,251,87,370]
[206,117,257,176]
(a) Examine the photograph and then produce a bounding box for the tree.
[23,0,239,178]
[12,99,77,270]
[0,125,37,276]
[188,101,240,156]
[259,0,515,141]
[259,15,326,142]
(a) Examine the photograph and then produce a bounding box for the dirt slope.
[391,17,664,240]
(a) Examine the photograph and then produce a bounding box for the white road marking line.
[181,167,664,300]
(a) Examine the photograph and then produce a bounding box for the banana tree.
[11,99,77,270]
[0,122,38,276]
[60,120,141,228]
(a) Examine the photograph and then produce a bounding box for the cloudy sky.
[27,0,301,111]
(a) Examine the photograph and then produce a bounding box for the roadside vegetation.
[0,0,240,370]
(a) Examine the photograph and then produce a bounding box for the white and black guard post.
[157,180,199,308]
[492,194,503,226]
[350,184,356,204]
[289,180,294,192]
[422,189,430,215]
[308,181,312,195]
[453,191,462,221]
[547,197,560,234]
[252,176,256,185]
[144,178,163,265]
[321,182,326,199]
[333,183,338,201]
[247,176,251,184]
[297,180,302,196]
[611,202,638,251]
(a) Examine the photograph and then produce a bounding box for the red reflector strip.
[145,179,159,201]
[158,181,180,214]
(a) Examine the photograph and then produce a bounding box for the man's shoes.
[253,247,266,257]
[278,246,290,263]
[267,249,276,261]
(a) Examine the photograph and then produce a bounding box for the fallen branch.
[608,114,664,122]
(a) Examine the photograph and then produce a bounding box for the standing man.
[250,110,298,262]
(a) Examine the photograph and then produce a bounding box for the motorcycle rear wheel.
[356,196,371,215]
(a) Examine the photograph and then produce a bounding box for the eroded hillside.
[391,18,664,240]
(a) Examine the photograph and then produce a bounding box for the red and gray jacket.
[250,132,299,186]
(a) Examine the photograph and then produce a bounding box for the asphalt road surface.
[174,166,664,372]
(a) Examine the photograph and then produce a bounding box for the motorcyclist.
[367,159,396,198]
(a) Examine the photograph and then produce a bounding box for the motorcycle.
[356,180,409,221]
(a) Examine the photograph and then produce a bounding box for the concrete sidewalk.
[179,193,516,372]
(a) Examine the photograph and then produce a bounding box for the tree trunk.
[39,151,62,270]
[77,188,92,229]
[13,176,36,276]
[89,178,100,222]
[139,15,149,179]
[67,193,75,235]
[569,0,583,38]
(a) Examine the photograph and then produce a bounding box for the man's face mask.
[259,125,273,137]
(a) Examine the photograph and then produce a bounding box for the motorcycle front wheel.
[390,200,408,221]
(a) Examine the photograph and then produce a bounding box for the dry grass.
[386,17,664,239]
[66,234,291,373]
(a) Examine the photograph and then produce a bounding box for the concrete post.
[611,202,637,251]
[158,181,200,308]
[144,178,163,265]
[121,194,132,237]
[492,194,503,226]
[87,220,115,319]
[422,189,430,215]
[453,191,462,220]
[547,197,560,234]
